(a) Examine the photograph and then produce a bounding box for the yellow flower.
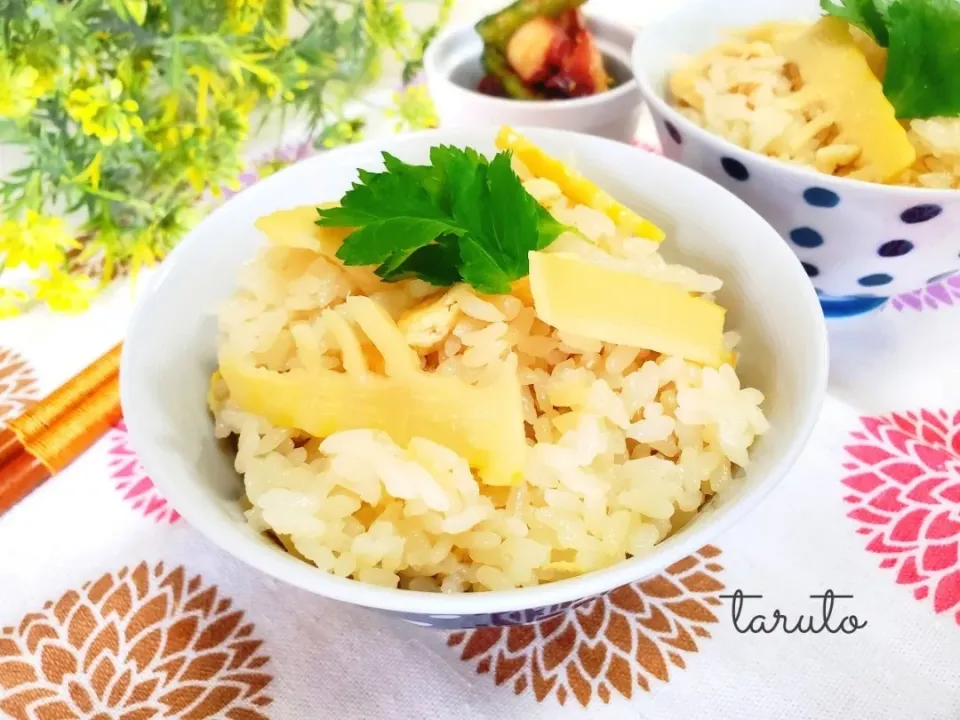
[364,0,411,54]
[120,0,148,25]
[0,287,28,319]
[32,270,96,314]
[321,119,364,148]
[73,152,103,190]
[186,166,206,193]
[226,0,266,34]
[65,78,144,145]
[265,29,289,51]
[128,238,157,281]
[188,66,226,125]
[0,210,80,271]
[231,52,281,92]
[385,85,438,132]
[32,68,57,98]
[0,55,44,119]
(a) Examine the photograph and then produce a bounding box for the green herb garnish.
[316,146,568,294]
[821,0,960,119]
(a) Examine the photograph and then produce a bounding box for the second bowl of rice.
[632,0,960,318]
[120,126,827,629]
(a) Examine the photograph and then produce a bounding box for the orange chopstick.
[0,343,123,514]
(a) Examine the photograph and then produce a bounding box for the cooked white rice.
[210,158,768,592]
[670,24,960,189]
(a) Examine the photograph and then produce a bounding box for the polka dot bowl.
[631,0,960,318]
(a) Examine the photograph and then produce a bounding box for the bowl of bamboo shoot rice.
[633,0,960,318]
[120,126,827,629]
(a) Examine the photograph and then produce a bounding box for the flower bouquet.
[0,0,450,316]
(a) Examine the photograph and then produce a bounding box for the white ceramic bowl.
[632,0,960,318]
[120,126,828,629]
[424,14,642,142]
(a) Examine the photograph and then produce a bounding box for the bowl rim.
[629,1,960,200]
[423,13,640,112]
[120,125,829,618]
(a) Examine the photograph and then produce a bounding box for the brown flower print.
[0,562,273,719]
[0,347,39,423]
[448,546,724,707]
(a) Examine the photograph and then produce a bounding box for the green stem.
[476,0,587,48]
[68,182,154,214]
[482,48,542,99]
[151,169,190,209]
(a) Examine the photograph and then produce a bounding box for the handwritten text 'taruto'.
[718,590,869,635]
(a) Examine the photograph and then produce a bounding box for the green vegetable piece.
[317,146,569,292]
[481,48,542,100]
[820,0,890,46]
[452,152,542,293]
[476,0,587,48]
[318,167,461,266]
[883,0,960,118]
[376,235,462,286]
[821,0,960,119]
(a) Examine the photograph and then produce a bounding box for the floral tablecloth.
[2,2,960,718]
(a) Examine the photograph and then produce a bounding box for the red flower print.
[842,409,960,623]
[107,421,179,524]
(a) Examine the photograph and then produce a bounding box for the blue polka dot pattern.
[721,157,749,181]
[858,273,893,287]
[665,121,682,145]
[803,187,840,208]
[878,239,913,257]
[802,262,819,278]
[900,204,942,223]
[790,227,824,248]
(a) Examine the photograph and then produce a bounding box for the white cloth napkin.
[2,281,959,720]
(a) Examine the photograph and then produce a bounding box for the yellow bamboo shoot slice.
[774,18,913,183]
[254,205,383,294]
[528,251,727,366]
[495,126,665,241]
[219,296,527,486]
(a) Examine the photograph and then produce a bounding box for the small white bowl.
[632,0,960,318]
[120,126,828,629]
[424,14,642,142]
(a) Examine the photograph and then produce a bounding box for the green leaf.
[458,235,513,294]
[376,234,461,286]
[381,152,444,205]
[124,0,148,25]
[820,0,890,45]
[429,144,488,213]
[451,151,542,281]
[319,145,566,292]
[318,155,448,227]
[318,153,463,266]
[535,202,569,250]
[264,0,289,29]
[333,218,461,266]
[821,0,960,119]
[882,0,960,118]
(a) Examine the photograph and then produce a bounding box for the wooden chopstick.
[0,344,121,462]
[0,343,123,514]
